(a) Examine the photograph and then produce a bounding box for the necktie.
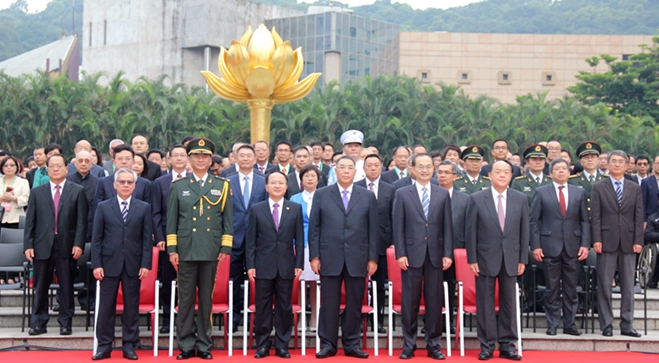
[243,176,251,207]
[558,185,566,216]
[259,166,264,174]
[536,177,540,184]
[273,203,279,231]
[53,185,61,234]
[368,182,374,191]
[342,190,349,212]
[615,181,622,206]
[121,201,128,223]
[282,167,287,174]
[399,170,405,179]
[589,174,594,184]
[497,194,505,231]
[177,173,182,179]
[422,187,429,219]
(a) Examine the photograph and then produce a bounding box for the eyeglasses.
[267,181,287,185]
[171,153,187,159]
[436,170,456,175]
[49,164,65,169]
[493,146,508,151]
[609,159,626,165]
[116,180,135,185]
[336,165,355,171]
[637,162,649,166]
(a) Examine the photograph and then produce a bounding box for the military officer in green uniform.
[512,144,552,209]
[167,138,233,360]
[568,141,605,216]
[455,145,491,195]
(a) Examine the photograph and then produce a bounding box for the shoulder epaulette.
[514,175,526,180]
[601,173,609,177]
[172,177,186,183]
[569,174,580,179]
[483,176,490,180]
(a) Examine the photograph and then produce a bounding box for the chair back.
[117,247,159,309]
[0,243,25,269]
[18,215,26,229]
[0,228,24,244]
[454,248,499,309]
[78,243,92,268]
[386,247,402,307]
[212,253,232,305]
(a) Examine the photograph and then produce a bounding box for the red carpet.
[0,349,656,362]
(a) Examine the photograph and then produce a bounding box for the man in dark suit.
[152,144,188,334]
[381,146,411,184]
[26,147,46,188]
[591,150,644,338]
[102,139,124,175]
[393,154,453,360]
[393,156,439,190]
[228,144,268,329]
[270,141,294,175]
[253,140,276,175]
[466,160,528,361]
[641,155,659,221]
[131,135,164,181]
[93,145,152,221]
[355,154,396,334]
[246,171,304,359]
[530,158,590,336]
[309,156,379,359]
[310,140,332,175]
[24,154,88,336]
[479,139,523,183]
[436,160,469,334]
[285,146,327,199]
[91,168,152,361]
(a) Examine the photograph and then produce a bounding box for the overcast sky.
[0,0,485,12]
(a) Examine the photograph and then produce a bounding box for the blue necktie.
[615,181,622,206]
[342,190,349,212]
[243,176,251,207]
[121,201,128,223]
[422,187,429,219]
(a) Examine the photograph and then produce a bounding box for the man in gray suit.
[466,160,528,361]
[393,154,453,360]
[530,158,590,336]
[309,156,379,359]
[591,150,643,338]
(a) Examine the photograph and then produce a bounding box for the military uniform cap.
[576,141,601,158]
[340,130,364,145]
[460,145,485,161]
[186,137,215,155]
[523,144,548,159]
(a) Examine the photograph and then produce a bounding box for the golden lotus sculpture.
[202,25,322,144]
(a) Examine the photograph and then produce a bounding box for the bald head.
[75,140,92,153]
[131,135,149,154]
[75,150,94,176]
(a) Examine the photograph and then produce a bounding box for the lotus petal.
[280,47,304,90]
[245,66,276,99]
[271,41,295,89]
[272,26,283,48]
[201,71,250,102]
[273,73,321,104]
[226,40,251,87]
[217,47,243,89]
[239,26,253,48]
[248,25,276,70]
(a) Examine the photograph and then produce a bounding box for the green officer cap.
[523,144,548,159]
[460,145,485,161]
[186,137,215,155]
[576,141,601,158]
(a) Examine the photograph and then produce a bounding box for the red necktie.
[54,185,61,233]
[177,173,182,179]
[558,185,566,216]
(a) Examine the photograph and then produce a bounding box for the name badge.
[182,190,191,197]
[210,189,221,196]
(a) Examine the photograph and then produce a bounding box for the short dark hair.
[324,143,334,151]
[211,155,222,166]
[44,143,63,155]
[336,155,356,166]
[411,153,431,166]
[636,154,650,164]
[265,170,287,184]
[294,145,310,156]
[147,149,165,158]
[236,144,255,154]
[363,154,383,164]
[0,156,23,174]
[113,144,135,157]
[492,139,508,147]
[429,151,442,158]
[309,140,324,148]
[0,150,11,157]
[47,154,68,167]
[91,146,103,166]
[299,164,321,182]
[549,158,570,172]
[366,144,379,152]
[275,141,292,151]
[332,151,343,159]
[169,144,186,154]
[442,145,461,160]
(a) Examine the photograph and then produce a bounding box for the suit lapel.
[260,201,277,232]
[330,185,346,214]
[346,187,361,214]
[409,187,426,219]
[278,200,292,234]
[59,182,73,211]
[549,184,564,219]
[504,191,515,231]
[111,198,124,223]
[602,178,620,208]
[428,185,439,218]
[483,191,503,234]
[43,185,55,217]
[231,175,245,209]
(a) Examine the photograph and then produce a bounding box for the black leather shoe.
[316,348,336,359]
[92,351,111,360]
[563,326,582,336]
[28,326,47,335]
[197,350,213,359]
[546,327,557,335]
[123,349,138,360]
[621,329,642,338]
[499,351,522,360]
[232,324,238,333]
[60,327,72,336]
[478,351,493,360]
[345,348,369,358]
[159,325,170,334]
[602,325,613,337]
[176,350,195,360]
[53,304,60,312]
[378,324,387,334]
[255,348,270,359]
[427,348,446,360]
[275,348,291,358]
[421,327,426,334]
[399,350,414,359]
[450,326,456,335]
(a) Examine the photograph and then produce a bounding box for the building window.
[458,71,472,84]
[421,72,428,79]
[498,71,512,85]
[622,54,631,61]
[542,71,556,86]
[417,69,430,83]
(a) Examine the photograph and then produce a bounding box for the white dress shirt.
[268,198,283,226]
[171,170,187,181]
[553,182,568,212]
[337,183,354,204]
[491,187,507,217]
[117,195,132,211]
[239,171,254,194]
[364,177,380,199]
[302,190,315,215]
[193,173,208,187]
[415,181,431,204]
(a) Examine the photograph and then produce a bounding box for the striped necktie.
[615,181,622,206]
[422,187,429,219]
[121,201,128,223]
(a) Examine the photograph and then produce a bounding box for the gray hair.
[114,167,138,182]
[607,150,628,163]
[108,139,124,152]
[549,157,570,173]
[438,160,458,174]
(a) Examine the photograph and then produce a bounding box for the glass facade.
[266,12,400,85]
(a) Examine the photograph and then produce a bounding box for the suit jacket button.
[193,217,196,221]
[424,237,428,240]
[426,224,428,227]
[193,206,197,210]
[206,228,210,232]
[207,217,211,221]
[193,228,197,232]
[207,206,211,210]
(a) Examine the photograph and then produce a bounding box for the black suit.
[146,160,163,181]
[93,175,152,223]
[480,163,523,185]
[26,168,37,188]
[381,169,406,184]
[530,183,590,331]
[355,178,395,327]
[245,199,304,350]
[91,197,152,354]
[24,181,88,330]
[444,188,469,330]
[308,184,379,353]
[465,188,529,353]
[253,162,276,175]
[393,184,453,352]
[220,164,237,178]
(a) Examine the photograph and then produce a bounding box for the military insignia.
[586,143,592,149]
[523,187,532,192]
[459,187,467,192]
[535,145,541,151]
[210,189,221,196]
[286,207,290,210]
[199,139,206,146]
[472,146,478,152]
[230,189,233,195]
[182,190,190,196]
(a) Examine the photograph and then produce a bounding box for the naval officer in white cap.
[328,130,366,185]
